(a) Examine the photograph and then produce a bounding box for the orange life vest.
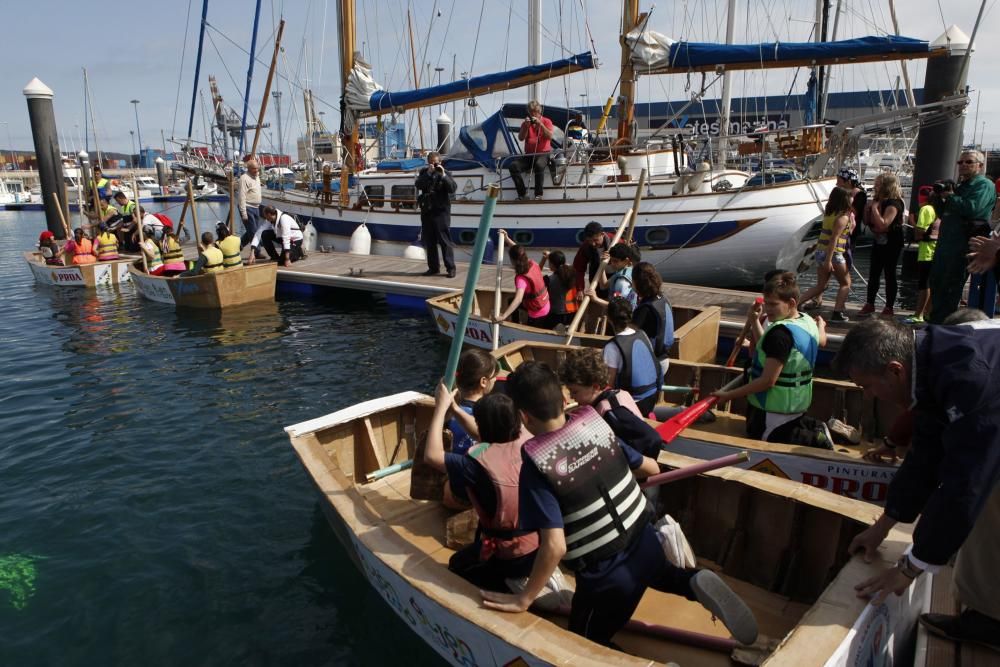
[71,238,97,265]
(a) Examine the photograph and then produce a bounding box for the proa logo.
[435,314,450,331]
[55,271,82,283]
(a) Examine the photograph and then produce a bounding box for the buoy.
[687,161,711,193]
[349,223,371,255]
[301,221,318,252]
[671,169,692,195]
[403,242,426,261]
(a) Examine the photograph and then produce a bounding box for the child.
[495,232,550,327]
[37,230,64,266]
[424,383,538,593]
[539,250,577,329]
[63,228,96,265]
[585,243,639,308]
[713,272,831,448]
[798,187,853,322]
[558,347,661,458]
[446,348,499,457]
[631,262,675,376]
[139,224,166,275]
[907,184,942,323]
[481,361,757,648]
[603,296,662,417]
[160,224,187,276]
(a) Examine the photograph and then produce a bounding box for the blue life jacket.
[612,329,662,404]
[635,295,675,358]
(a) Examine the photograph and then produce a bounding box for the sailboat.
[254,1,952,288]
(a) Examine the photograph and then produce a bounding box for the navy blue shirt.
[444,452,497,518]
[447,400,476,457]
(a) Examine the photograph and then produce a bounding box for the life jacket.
[161,237,185,266]
[610,267,638,308]
[40,245,63,266]
[818,212,850,254]
[612,329,662,404]
[593,389,662,458]
[93,177,110,198]
[635,295,675,359]
[465,433,539,561]
[217,235,243,268]
[522,406,650,570]
[544,274,578,315]
[95,232,120,261]
[520,261,549,313]
[201,246,224,273]
[447,400,476,457]
[119,201,136,219]
[748,314,819,414]
[142,239,163,272]
[70,238,96,265]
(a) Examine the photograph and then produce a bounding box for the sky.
[2,0,997,158]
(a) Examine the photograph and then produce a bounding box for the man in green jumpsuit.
[928,150,997,323]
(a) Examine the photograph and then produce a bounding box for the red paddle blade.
[656,396,719,443]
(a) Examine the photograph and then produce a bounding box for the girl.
[495,232,550,327]
[539,250,577,329]
[631,262,675,376]
[584,242,640,308]
[603,296,662,417]
[446,348,500,457]
[37,230,64,266]
[160,224,187,276]
[859,173,905,317]
[798,187,853,322]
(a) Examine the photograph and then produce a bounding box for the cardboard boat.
[127,262,277,309]
[24,251,133,288]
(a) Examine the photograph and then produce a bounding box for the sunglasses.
[957,159,980,165]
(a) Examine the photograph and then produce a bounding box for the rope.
[171,0,195,139]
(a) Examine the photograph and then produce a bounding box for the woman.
[859,173,905,317]
[798,187,853,322]
[539,250,577,329]
[494,231,550,327]
[631,262,675,376]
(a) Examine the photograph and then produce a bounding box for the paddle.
[132,174,149,274]
[625,168,648,244]
[725,296,764,367]
[491,229,505,351]
[656,374,745,444]
[639,451,749,489]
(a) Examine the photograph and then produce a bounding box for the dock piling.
[23,78,67,239]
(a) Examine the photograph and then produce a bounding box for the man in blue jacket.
[834,318,1000,653]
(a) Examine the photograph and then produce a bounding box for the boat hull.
[128,262,277,309]
[24,252,133,288]
[264,176,834,288]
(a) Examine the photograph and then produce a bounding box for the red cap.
[755,296,764,304]
[39,230,54,242]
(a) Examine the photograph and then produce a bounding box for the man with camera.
[928,150,997,323]
[509,100,554,200]
[415,151,458,277]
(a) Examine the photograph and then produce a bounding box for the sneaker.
[827,417,861,445]
[831,311,849,322]
[813,421,835,449]
[880,306,895,318]
[690,570,758,645]
[919,610,1000,654]
[446,269,456,278]
[905,315,925,324]
[858,303,876,316]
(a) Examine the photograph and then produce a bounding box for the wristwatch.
[896,555,923,579]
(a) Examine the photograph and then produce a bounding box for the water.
[0,206,447,666]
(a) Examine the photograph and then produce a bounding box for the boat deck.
[917,566,996,667]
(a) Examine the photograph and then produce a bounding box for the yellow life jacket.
[161,237,184,264]
[142,239,163,272]
[201,246,224,273]
[217,235,243,268]
[95,232,119,260]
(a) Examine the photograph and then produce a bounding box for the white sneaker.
[827,417,860,444]
[690,570,759,645]
[506,568,574,613]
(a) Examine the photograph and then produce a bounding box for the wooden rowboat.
[427,287,721,362]
[493,341,903,505]
[285,391,928,666]
[128,262,277,309]
[24,251,134,288]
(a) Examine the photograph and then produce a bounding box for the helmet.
[836,167,860,186]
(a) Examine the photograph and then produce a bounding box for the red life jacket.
[520,260,549,314]
[466,431,539,561]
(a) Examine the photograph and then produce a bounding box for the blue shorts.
[814,249,846,265]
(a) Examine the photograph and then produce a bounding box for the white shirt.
[602,327,636,370]
[141,212,163,234]
[274,210,304,250]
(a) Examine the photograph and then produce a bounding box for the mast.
[616,0,640,144]
[407,10,425,153]
[83,68,101,165]
[819,0,843,120]
[887,0,915,108]
[717,0,737,166]
[238,0,264,158]
[528,0,542,103]
[817,0,831,118]
[250,18,286,158]
[337,0,357,205]
[186,0,210,143]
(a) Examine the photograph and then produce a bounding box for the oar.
[725,296,764,367]
[491,229,505,351]
[640,451,749,489]
[132,174,149,274]
[625,167,648,244]
[563,206,634,344]
[227,169,235,236]
[50,192,71,239]
[656,374,745,444]
[186,180,202,254]
[174,180,191,242]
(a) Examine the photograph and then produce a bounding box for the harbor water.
[0,206,444,665]
[0,204,922,665]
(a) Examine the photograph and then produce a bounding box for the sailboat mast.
[887,0,916,108]
[616,0,640,144]
[819,0,843,120]
[186,0,210,143]
[407,10,425,153]
[717,0,737,166]
[238,0,264,158]
[250,19,286,158]
[528,0,542,103]
[82,68,89,154]
[83,68,102,165]
[337,0,357,205]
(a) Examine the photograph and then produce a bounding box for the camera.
[933,179,955,193]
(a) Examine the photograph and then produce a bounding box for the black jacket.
[415,166,457,213]
[885,322,1000,565]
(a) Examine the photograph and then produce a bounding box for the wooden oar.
[491,230,505,351]
[625,168,648,244]
[132,174,149,274]
[562,206,634,344]
[639,451,750,489]
[656,374,745,444]
[725,296,764,367]
[174,180,191,242]
[50,192,71,239]
[227,170,235,236]
[186,180,202,253]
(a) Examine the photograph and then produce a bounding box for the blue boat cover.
[667,35,928,69]
[369,52,595,112]
[375,157,426,171]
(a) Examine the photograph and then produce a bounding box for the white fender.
[349,223,372,255]
[671,169,692,195]
[403,242,426,261]
[301,221,318,252]
[687,161,711,193]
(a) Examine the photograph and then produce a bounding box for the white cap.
[23,77,54,100]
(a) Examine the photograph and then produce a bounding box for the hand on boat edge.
[480,589,531,613]
[853,566,912,606]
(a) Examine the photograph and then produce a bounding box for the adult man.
[238,158,263,256]
[414,151,457,277]
[112,191,138,248]
[928,150,997,323]
[509,100,554,200]
[250,205,304,267]
[91,166,111,200]
[180,232,224,276]
[835,318,1000,652]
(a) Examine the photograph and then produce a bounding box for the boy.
[714,272,831,447]
[585,243,639,308]
[482,361,757,648]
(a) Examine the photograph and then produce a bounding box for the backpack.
[595,389,662,458]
